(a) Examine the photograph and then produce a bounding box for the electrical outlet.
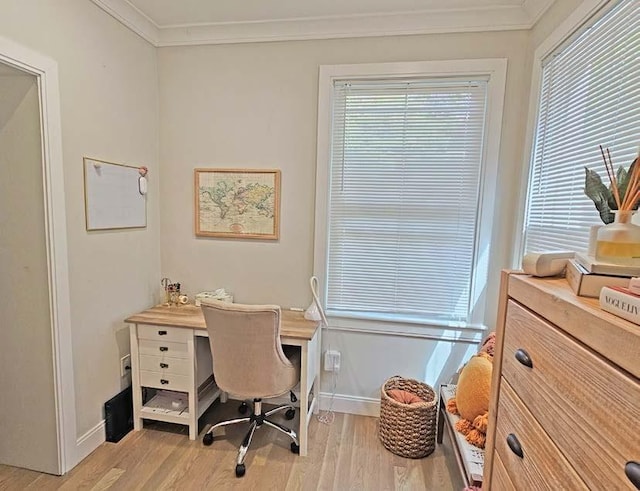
[324,350,341,372]
[120,354,131,377]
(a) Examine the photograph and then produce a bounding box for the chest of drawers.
[129,323,219,440]
[483,272,640,490]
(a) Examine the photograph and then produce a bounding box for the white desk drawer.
[138,339,189,359]
[137,324,191,343]
[140,354,191,376]
[140,370,191,392]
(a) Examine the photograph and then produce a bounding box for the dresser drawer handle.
[158,330,167,336]
[515,348,533,368]
[625,461,640,489]
[507,433,524,458]
[160,363,169,369]
[159,346,168,352]
[160,379,169,385]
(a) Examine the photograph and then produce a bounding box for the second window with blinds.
[314,60,507,333]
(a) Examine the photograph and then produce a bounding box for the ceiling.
[91,0,556,47]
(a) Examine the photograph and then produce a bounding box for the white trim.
[91,0,550,47]
[0,37,77,474]
[512,0,614,266]
[75,421,106,463]
[522,0,557,24]
[90,0,160,46]
[156,8,529,46]
[532,0,612,61]
[314,59,507,332]
[322,324,485,343]
[319,393,380,417]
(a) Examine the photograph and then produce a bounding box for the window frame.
[314,59,507,336]
[514,0,618,265]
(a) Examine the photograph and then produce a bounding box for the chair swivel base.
[203,398,299,477]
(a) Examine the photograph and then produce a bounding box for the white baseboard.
[74,419,105,466]
[319,393,380,417]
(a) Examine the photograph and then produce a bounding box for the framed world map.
[194,168,281,239]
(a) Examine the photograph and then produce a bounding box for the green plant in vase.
[584,146,640,264]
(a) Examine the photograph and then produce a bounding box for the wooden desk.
[125,305,321,456]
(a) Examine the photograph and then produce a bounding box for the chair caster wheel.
[203,433,214,446]
[285,408,296,420]
[238,402,249,414]
[291,442,300,454]
[235,464,246,477]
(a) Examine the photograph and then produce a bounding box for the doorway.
[0,38,75,475]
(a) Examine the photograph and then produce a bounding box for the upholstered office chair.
[200,300,301,477]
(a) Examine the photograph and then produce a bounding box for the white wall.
[158,30,531,408]
[0,71,59,473]
[0,0,160,449]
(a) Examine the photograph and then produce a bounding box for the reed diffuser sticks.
[599,145,640,211]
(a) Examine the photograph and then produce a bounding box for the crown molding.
[522,0,557,24]
[93,0,552,47]
[91,0,159,45]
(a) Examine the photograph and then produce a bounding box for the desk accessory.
[195,289,233,306]
[521,251,574,277]
[305,276,328,324]
[565,258,631,297]
[161,277,183,305]
[575,252,640,277]
[599,285,640,325]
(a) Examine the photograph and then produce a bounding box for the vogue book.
[599,286,640,325]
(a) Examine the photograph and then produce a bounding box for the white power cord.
[310,276,337,425]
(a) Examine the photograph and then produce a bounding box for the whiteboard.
[83,158,147,230]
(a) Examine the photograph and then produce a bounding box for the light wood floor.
[0,402,462,490]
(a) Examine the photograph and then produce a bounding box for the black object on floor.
[105,385,133,443]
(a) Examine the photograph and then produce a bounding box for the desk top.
[125,304,320,340]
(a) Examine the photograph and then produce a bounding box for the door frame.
[0,36,76,474]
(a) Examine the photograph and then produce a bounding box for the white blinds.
[327,79,488,323]
[524,0,640,254]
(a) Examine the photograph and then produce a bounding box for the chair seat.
[283,345,301,388]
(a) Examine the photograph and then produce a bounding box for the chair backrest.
[200,300,297,399]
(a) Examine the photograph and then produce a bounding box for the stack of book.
[565,252,638,298]
[599,286,640,325]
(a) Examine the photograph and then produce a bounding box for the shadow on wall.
[424,338,480,389]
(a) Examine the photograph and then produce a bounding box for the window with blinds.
[524,0,639,254]
[326,78,488,324]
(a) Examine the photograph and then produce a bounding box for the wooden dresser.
[483,272,640,490]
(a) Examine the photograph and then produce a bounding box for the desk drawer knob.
[158,330,167,336]
[515,348,533,368]
[626,461,640,489]
[159,346,168,352]
[160,379,169,385]
[160,363,169,369]
[507,433,524,458]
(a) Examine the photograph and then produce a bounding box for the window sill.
[324,314,487,343]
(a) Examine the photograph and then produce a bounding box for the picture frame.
[194,168,281,239]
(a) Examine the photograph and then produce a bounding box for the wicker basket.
[379,376,437,458]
